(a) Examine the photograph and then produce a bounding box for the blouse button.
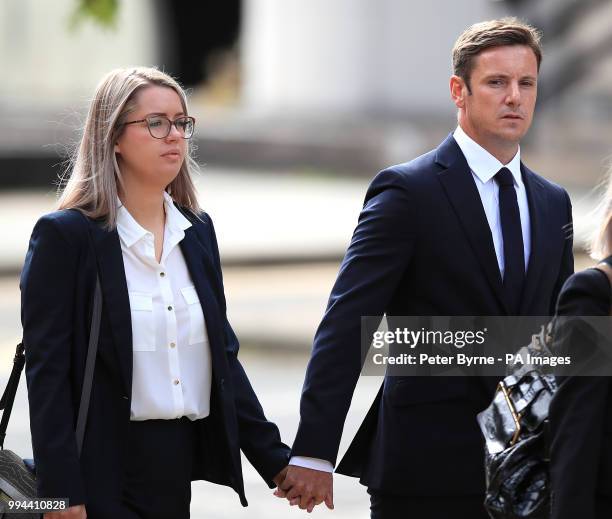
[173,379,180,385]
[167,305,173,311]
[160,272,166,277]
[170,342,176,348]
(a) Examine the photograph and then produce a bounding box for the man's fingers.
[299,493,312,510]
[279,477,293,491]
[308,495,325,513]
[286,485,302,500]
[280,466,333,511]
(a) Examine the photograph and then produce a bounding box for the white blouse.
[116,192,212,421]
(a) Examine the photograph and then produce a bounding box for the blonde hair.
[58,66,201,229]
[590,167,612,259]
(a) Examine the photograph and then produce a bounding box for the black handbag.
[478,263,612,519]
[477,322,556,519]
[0,276,102,517]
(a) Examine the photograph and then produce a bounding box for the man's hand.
[274,465,333,513]
[44,504,86,519]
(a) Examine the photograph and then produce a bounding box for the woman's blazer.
[21,206,289,514]
[549,266,612,518]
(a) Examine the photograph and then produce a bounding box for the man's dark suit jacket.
[21,206,290,516]
[291,134,574,496]
[549,261,612,519]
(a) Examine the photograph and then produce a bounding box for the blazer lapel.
[87,220,132,397]
[435,134,509,313]
[179,226,229,382]
[519,165,548,314]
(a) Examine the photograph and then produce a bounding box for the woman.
[21,67,289,519]
[549,174,612,518]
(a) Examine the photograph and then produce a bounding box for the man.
[276,18,574,518]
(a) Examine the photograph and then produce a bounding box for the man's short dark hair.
[453,17,542,90]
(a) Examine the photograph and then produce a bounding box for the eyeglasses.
[121,115,196,139]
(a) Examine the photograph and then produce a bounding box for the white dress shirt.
[117,191,212,421]
[289,127,532,473]
[453,125,531,275]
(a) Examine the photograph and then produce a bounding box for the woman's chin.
[153,167,182,185]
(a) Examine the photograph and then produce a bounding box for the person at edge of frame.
[549,167,612,519]
[276,17,574,519]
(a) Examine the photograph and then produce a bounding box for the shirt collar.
[453,125,522,186]
[162,191,192,235]
[116,191,192,249]
[116,199,148,248]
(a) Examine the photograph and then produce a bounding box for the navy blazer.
[291,134,574,496]
[20,205,289,514]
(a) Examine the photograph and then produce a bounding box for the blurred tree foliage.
[70,0,119,30]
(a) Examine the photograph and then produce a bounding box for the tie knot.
[495,167,514,187]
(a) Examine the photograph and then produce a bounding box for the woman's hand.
[44,504,86,519]
[272,466,289,488]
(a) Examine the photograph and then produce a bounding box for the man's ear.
[114,142,120,154]
[450,75,467,109]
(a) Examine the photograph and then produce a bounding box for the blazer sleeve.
[549,269,611,519]
[20,214,87,504]
[549,189,574,316]
[290,168,417,465]
[204,214,290,487]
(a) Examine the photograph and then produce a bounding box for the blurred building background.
[0,0,610,517]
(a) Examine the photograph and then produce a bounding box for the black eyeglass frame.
[120,115,196,139]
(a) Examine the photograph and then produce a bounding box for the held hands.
[44,504,86,519]
[273,465,334,513]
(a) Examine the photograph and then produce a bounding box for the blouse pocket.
[128,292,155,351]
[180,285,206,345]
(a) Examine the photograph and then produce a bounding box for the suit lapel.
[435,134,509,313]
[179,226,228,382]
[519,165,548,314]
[87,220,132,396]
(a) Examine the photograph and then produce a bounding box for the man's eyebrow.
[482,73,537,81]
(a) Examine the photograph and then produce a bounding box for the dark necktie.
[494,167,524,314]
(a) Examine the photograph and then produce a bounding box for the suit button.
[220,378,225,390]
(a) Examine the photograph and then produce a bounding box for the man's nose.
[505,82,520,105]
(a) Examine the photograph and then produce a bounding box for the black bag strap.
[0,275,102,456]
[75,275,102,455]
[0,343,26,448]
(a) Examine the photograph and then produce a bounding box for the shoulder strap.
[0,210,102,457]
[0,278,102,454]
[0,343,26,448]
[75,275,102,455]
